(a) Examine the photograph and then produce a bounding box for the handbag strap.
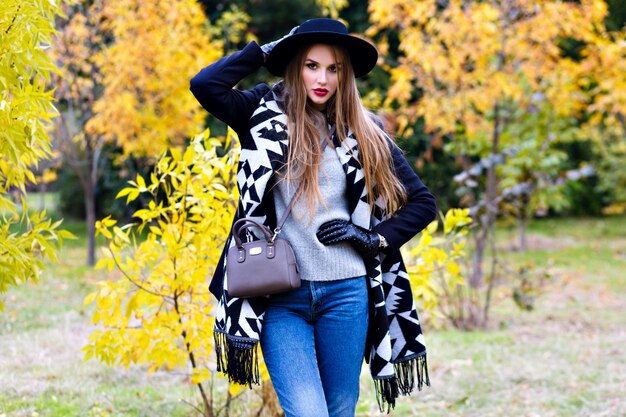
[273,124,335,239]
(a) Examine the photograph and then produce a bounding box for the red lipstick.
[313,88,328,96]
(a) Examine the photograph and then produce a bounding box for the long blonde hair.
[281,43,407,217]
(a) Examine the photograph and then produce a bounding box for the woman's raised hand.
[260,26,299,61]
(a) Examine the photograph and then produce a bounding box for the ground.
[1,216,625,417]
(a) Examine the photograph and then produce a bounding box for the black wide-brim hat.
[265,18,378,78]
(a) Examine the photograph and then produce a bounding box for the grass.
[1,212,625,416]
[19,192,60,214]
[0,246,196,417]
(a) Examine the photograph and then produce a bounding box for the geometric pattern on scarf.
[214,83,429,410]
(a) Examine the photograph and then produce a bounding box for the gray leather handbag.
[225,137,332,298]
[226,216,300,298]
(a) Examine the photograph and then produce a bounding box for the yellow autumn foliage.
[84,130,237,378]
[405,209,472,326]
[0,0,74,309]
[85,0,224,160]
[85,130,272,404]
[369,0,618,140]
[316,0,349,19]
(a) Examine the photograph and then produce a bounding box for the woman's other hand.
[316,219,381,259]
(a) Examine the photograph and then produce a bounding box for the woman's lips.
[313,89,328,97]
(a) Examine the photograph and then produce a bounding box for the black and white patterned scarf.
[214,83,429,410]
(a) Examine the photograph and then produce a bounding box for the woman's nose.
[318,70,327,84]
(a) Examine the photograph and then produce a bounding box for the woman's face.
[301,44,339,111]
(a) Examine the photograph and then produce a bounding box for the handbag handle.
[232,218,274,248]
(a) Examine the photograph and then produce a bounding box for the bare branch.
[105,245,174,301]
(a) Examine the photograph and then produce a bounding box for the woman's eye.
[329,66,337,73]
[306,63,317,70]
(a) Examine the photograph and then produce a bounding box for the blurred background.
[1,0,625,416]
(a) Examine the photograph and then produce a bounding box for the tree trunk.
[39,181,46,211]
[56,103,102,267]
[468,102,501,327]
[174,293,214,417]
[85,185,96,266]
[259,380,284,417]
[518,212,527,251]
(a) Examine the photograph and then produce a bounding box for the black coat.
[190,41,437,298]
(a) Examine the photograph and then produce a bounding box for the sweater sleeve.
[373,143,438,253]
[189,41,269,138]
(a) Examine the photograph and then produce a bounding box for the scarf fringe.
[373,376,398,413]
[214,331,260,388]
[394,354,431,395]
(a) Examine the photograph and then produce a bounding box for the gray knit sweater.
[273,144,368,281]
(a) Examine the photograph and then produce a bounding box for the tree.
[85,131,261,416]
[51,0,222,265]
[369,0,616,327]
[50,0,109,267]
[87,0,223,160]
[497,103,574,249]
[0,0,72,309]
[577,29,626,213]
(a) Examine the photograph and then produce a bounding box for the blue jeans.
[260,277,369,417]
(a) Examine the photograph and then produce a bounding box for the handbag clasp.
[271,227,282,243]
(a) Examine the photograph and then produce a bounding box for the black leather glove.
[260,26,299,60]
[316,219,381,259]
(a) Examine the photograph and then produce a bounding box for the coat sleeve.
[373,143,438,253]
[189,41,269,139]
[190,42,268,299]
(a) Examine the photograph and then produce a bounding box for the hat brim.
[265,32,378,78]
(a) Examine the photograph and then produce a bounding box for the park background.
[1,0,625,416]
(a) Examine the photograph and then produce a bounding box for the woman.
[190,18,437,417]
